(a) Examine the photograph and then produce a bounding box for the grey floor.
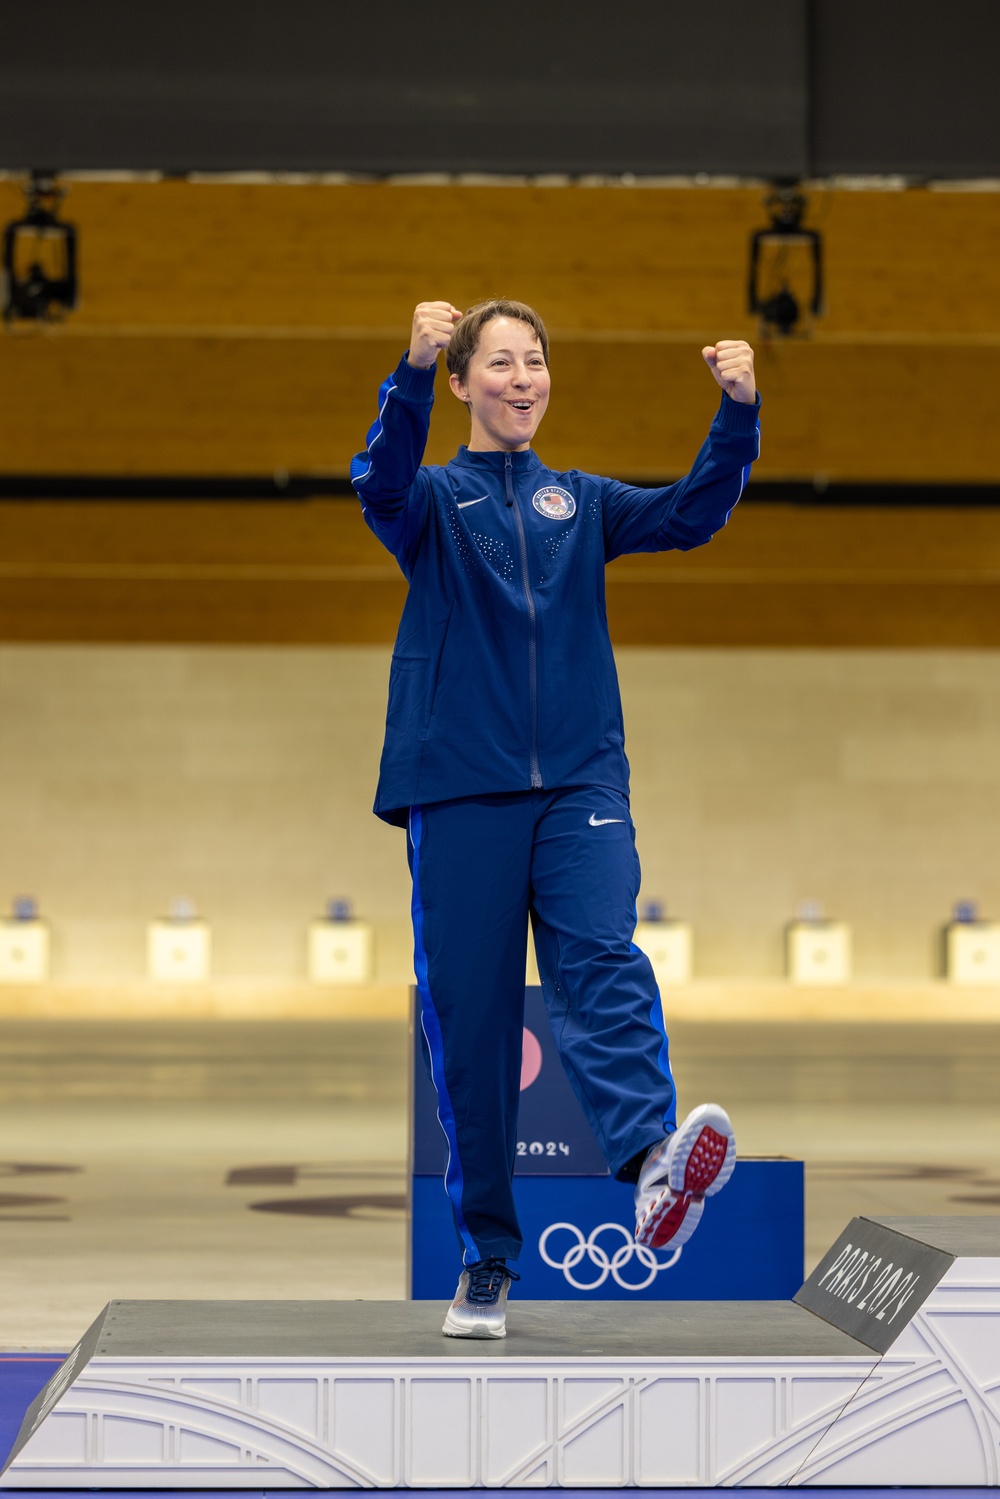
[1,1018,999,1350]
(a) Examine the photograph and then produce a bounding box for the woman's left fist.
[701,340,756,404]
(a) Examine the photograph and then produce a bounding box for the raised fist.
[701,340,756,404]
[408,301,463,370]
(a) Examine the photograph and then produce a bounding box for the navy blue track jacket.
[352,355,761,826]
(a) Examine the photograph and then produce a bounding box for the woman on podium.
[351,299,760,1338]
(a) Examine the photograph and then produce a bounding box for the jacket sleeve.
[350,355,437,576]
[600,391,761,561]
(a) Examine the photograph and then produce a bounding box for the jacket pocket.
[387,603,454,741]
[418,602,454,743]
[385,655,428,735]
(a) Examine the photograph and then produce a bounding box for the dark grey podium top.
[87,1298,873,1361]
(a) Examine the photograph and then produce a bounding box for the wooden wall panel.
[3,499,1000,647]
[1,179,996,335]
[1,330,995,481]
[1,177,998,644]
[0,178,998,481]
[3,180,769,333]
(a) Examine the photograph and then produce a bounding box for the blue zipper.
[506,451,542,789]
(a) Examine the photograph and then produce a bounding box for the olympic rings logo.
[538,1221,683,1291]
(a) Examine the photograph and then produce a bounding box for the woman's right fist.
[407,301,463,369]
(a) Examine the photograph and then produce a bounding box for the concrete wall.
[1,644,997,982]
[621,650,1000,980]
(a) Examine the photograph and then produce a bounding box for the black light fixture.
[2,171,78,322]
[748,183,822,337]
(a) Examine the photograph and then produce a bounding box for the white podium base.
[3,1218,998,1489]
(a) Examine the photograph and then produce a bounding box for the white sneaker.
[634,1103,736,1250]
[442,1258,519,1339]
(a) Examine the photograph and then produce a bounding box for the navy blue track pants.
[407,786,677,1264]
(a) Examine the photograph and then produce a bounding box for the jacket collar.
[450,446,543,474]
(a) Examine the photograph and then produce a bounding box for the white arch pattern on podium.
[3,1218,999,1489]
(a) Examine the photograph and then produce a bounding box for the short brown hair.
[446,298,549,385]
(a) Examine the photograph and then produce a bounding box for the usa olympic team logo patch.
[532,485,576,520]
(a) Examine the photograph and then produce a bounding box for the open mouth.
[507,400,534,413]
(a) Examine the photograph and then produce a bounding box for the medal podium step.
[3,1216,999,1489]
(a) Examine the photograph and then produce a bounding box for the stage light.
[748,183,823,338]
[2,171,78,323]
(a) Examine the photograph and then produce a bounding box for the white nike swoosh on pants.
[588,813,625,826]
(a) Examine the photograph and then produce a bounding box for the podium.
[5,1217,1000,1488]
[410,986,804,1301]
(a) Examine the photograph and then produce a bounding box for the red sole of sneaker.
[681,1125,730,1196]
[639,1189,695,1249]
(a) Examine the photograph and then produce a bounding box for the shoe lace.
[466,1257,520,1303]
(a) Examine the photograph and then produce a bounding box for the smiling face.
[448,315,551,452]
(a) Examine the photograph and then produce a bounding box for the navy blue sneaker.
[442,1257,520,1339]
